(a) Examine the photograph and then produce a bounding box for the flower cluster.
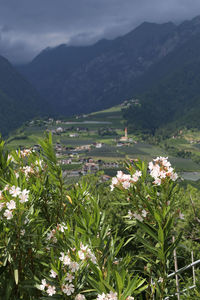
[40,250,80,297]
[59,252,79,295]
[0,186,30,220]
[46,223,68,243]
[12,156,45,180]
[97,293,134,300]
[78,243,97,264]
[39,279,56,296]
[148,157,178,185]
[39,243,97,297]
[8,149,33,164]
[97,291,118,300]
[110,170,142,191]
[22,166,35,177]
[128,209,147,222]
[20,148,33,158]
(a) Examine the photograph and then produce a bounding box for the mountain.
[0,55,44,136]
[18,15,200,133]
[123,28,200,135]
[19,21,177,114]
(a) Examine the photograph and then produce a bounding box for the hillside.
[124,33,200,134]
[17,15,200,132]
[6,102,200,179]
[0,55,44,135]
[19,21,177,114]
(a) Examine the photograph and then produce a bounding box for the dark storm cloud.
[1,0,200,63]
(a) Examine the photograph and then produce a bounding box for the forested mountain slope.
[19,21,177,114]
[18,15,200,133]
[124,32,200,134]
[0,55,44,135]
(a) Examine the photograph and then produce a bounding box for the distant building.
[96,143,102,148]
[100,175,111,182]
[120,128,128,142]
[55,143,62,151]
[75,145,91,151]
[82,163,99,174]
[61,159,72,165]
[56,127,63,133]
[69,133,79,138]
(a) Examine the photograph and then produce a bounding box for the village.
[8,98,200,183]
[52,123,134,178]
[28,116,136,180]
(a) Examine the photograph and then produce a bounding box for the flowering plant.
[0,133,185,299]
[110,157,182,298]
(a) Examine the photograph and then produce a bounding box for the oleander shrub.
[0,134,189,299]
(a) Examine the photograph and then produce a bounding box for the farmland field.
[5,105,200,176]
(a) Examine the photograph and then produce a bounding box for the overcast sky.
[1,0,200,64]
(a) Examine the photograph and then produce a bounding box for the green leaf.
[158,226,164,244]
[154,211,162,225]
[137,221,159,242]
[88,276,107,294]
[165,232,182,258]
[115,271,123,295]
[14,269,18,285]
[136,235,158,256]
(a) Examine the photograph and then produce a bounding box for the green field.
[5,105,200,175]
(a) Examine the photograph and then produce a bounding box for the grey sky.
[1,0,200,63]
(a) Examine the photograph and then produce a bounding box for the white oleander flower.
[110,169,141,191]
[107,291,118,300]
[133,213,143,222]
[62,283,75,295]
[75,294,86,300]
[4,209,13,219]
[69,261,79,272]
[39,279,47,290]
[59,252,71,266]
[6,200,16,210]
[0,202,5,211]
[149,157,178,185]
[65,272,74,282]
[19,189,29,203]
[50,269,57,278]
[97,293,108,300]
[9,186,21,197]
[46,285,56,296]
[78,250,85,260]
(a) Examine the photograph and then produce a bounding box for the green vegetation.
[5,106,200,178]
[124,59,200,135]
[0,56,44,136]
[0,134,200,298]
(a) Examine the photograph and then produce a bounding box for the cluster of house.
[56,142,102,154]
[49,127,90,136]
[53,128,135,176]
[63,160,119,178]
[28,119,136,179]
[121,98,140,107]
[59,150,120,177]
